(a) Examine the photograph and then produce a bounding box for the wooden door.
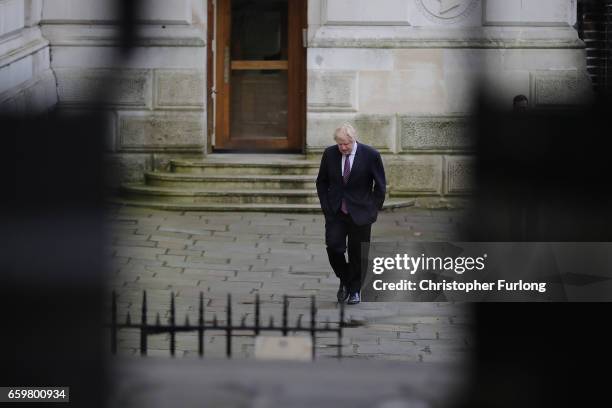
[214,0,306,152]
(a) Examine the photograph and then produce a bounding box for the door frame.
[207,0,307,153]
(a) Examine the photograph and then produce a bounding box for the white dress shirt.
[341,141,358,176]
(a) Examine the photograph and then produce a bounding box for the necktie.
[341,154,351,214]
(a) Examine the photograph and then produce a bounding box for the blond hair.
[333,123,358,142]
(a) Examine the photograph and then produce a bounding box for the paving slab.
[106,206,473,362]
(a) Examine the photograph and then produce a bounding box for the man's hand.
[316,149,333,216]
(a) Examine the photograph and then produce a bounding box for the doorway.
[211,0,306,152]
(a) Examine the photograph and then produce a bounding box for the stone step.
[121,184,321,205]
[170,159,320,175]
[115,154,410,213]
[206,153,309,160]
[145,172,317,189]
[108,197,416,213]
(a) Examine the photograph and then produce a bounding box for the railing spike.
[111,291,117,354]
[198,292,205,357]
[282,295,288,336]
[296,314,302,329]
[170,292,175,323]
[199,292,204,325]
[310,295,316,361]
[254,293,260,335]
[338,298,345,359]
[226,293,232,358]
[140,290,148,356]
[106,292,344,361]
[339,298,345,328]
[170,292,176,357]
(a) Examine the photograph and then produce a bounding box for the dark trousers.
[325,212,372,293]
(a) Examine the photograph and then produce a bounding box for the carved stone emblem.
[416,0,479,23]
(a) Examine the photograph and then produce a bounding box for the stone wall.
[0,0,57,114]
[1,1,594,204]
[306,0,592,206]
[39,0,208,186]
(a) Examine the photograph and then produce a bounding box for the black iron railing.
[108,291,345,360]
[578,0,612,93]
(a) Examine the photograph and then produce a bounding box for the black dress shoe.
[347,292,360,305]
[337,283,349,303]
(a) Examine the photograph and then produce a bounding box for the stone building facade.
[0,0,57,114]
[0,0,592,206]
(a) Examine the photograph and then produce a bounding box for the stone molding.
[41,0,193,25]
[41,24,205,47]
[308,26,583,49]
[0,26,48,68]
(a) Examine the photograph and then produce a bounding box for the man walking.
[316,123,386,305]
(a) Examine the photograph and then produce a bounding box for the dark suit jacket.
[316,143,386,226]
